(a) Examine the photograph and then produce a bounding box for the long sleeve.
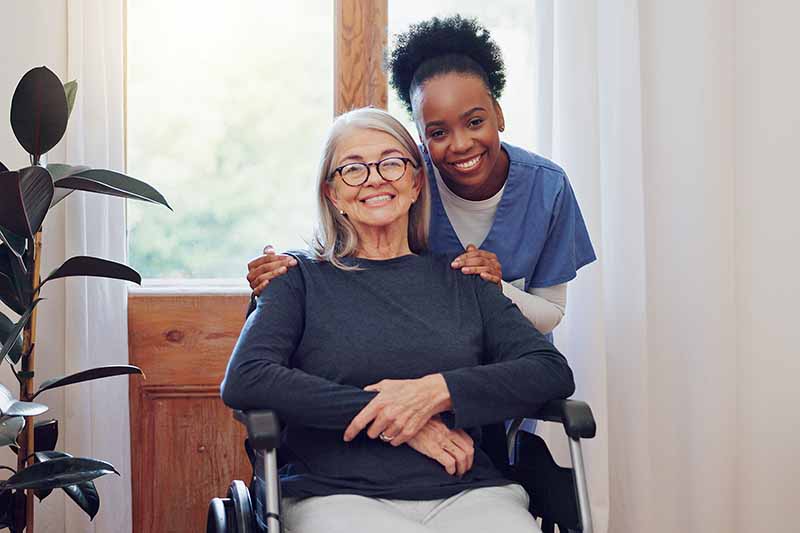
[441,279,575,429]
[500,281,567,334]
[220,268,376,430]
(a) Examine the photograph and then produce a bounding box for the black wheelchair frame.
[208,400,596,533]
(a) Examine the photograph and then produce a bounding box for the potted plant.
[0,66,170,532]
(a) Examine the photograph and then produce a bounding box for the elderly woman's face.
[326,128,421,232]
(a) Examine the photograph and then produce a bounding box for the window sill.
[128,279,251,297]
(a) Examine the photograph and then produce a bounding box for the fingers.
[451,248,502,275]
[450,430,476,472]
[366,408,399,439]
[479,271,503,287]
[343,401,380,442]
[247,254,297,293]
[434,449,458,476]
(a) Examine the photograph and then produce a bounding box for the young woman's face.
[413,73,507,197]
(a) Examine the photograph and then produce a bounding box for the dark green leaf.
[0,226,28,267]
[33,419,58,453]
[2,456,118,491]
[0,271,25,315]
[34,451,100,519]
[0,312,23,364]
[0,171,27,239]
[0,244,30,309]
[47,163,91,181]
[64,80,78,120]
[54,169,172,210]
[40,256,141,288]
[0,416,25,447]
[0,167,54,239]
[33,365,143,399]
[64,479,100,520]
[0,299,42,364]
[0,383,48,417]
[10,66,69,160]
[9,419,57,456]
[47,164,90,207]
[0,489,13,529]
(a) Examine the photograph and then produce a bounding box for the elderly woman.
[221,108,574,533]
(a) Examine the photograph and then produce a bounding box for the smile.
[450,152,484,171]
[360,193,395,205]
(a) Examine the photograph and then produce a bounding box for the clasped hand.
[343,375,472,475]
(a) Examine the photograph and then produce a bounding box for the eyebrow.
[338,148,405,164]
[424,107,487,129]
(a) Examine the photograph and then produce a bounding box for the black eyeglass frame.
[330,156,418,187]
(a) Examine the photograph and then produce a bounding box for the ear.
[412,166,424,201]
[323,181,340,211]
[493,99,506,132]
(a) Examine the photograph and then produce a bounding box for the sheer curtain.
[533,1,740,533]
[59,1,132,531]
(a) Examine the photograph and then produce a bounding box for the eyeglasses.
[330,157,418,187]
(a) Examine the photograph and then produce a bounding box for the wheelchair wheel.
[206,480,257,533]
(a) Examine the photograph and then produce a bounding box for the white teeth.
[363,194,393,204]
[453,154,482,170]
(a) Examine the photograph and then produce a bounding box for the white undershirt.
[434,167,567,334]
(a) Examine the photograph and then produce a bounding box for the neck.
[353,219,413,260]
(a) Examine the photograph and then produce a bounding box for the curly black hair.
[388,15,506,115]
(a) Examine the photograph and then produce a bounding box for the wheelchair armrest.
[531,399,596,440]
[233,410,281,451]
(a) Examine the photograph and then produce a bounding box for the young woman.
[247,15,595,336]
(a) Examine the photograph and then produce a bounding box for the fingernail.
[264,245,274,254]
[289,258,297,265]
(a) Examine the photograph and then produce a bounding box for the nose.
[363,163,384,187]
[451,127,472,154]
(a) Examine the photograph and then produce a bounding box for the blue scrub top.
[425,142,596,290]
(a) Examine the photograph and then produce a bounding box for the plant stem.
[16,230,42,533]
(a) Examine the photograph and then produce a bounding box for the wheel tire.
[228,480,256,533]
[206,497,235,533]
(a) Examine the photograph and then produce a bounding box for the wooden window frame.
[127,2,388,530]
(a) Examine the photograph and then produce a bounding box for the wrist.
[424,374,452,414]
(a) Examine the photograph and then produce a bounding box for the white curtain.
[533,1,741,533]
[57,1,132,531]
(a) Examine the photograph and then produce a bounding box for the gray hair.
[312,107,430,270]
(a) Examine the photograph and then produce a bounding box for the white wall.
[0,1,69,531]
[735,1,800,530]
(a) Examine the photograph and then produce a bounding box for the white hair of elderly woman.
[312,107,431,270]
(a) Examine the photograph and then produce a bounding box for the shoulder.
[255,249,319,303]
[503,142,568,191]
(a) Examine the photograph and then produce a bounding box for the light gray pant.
[281,484,542,533]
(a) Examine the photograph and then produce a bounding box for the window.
[127,0,536,281]
[126,0,333,279]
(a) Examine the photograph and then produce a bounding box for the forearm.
[442,352,574,429]
[500,282,567,334]
[221,360,377,430]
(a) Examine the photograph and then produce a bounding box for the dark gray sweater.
[221,252,574,500]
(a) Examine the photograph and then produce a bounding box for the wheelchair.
[207,400,596,533]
